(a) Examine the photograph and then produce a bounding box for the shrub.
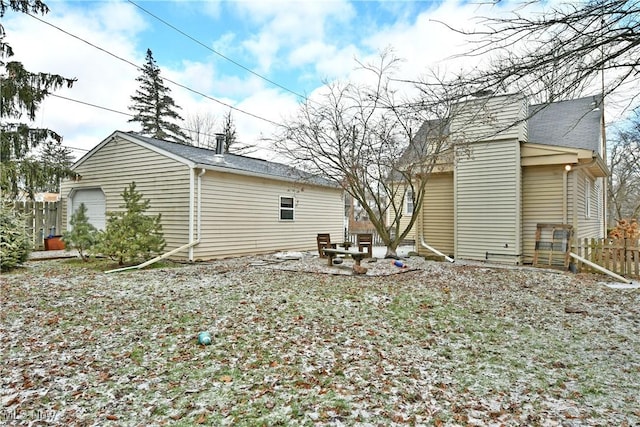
[97,182,165,265]
[0,203,31,271]
[63,202,98,261]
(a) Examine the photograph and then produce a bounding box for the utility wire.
[127,0,310,103]
[49,93,249,144]
[27,12,282,128]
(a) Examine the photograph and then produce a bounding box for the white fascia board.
[71,131,196,170]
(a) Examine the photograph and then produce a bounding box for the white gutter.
[569,252,631,284]
[420,234,455,263]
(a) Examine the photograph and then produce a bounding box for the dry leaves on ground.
[1,254,638,426]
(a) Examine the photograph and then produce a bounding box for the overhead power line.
[49,93,250,144]
[26,12,282,128]
[127,0,310,103]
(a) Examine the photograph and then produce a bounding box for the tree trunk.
[384,245,399,259]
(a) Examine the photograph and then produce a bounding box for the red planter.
[44,236,65,250]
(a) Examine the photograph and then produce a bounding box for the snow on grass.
[1,256,639,425]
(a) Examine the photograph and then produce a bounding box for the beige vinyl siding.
[388,185,416,243]
[418,172,454,257]
[455,139,521,263]
[61,136,191,254]
[194,171,343,260]
[521,165,565,264]
[450,94,527,143]
[572,170,604,241]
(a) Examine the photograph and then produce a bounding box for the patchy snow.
[1,254,638,425]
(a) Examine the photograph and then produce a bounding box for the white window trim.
[584,178,591,219]
[279,195,295,221]
[405,188,414,215]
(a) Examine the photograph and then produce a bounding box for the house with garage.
[394,93,608,265]
[60,131,344,261]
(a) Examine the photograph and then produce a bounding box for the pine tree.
[0,203,30,271]
[37,139,75,193]
[222,109,237,153]
[128,49,188,144]
[63,203,98,261]
[97,182,165,266]
[1,0,76,199]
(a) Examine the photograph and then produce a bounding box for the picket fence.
[573,237,640,278]
[11,201,62,251]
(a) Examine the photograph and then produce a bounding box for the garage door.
[69,188,106,230]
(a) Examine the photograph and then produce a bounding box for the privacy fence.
[10,201,62,251]
[572,238,640,278]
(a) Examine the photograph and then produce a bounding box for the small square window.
[280,196,294,221]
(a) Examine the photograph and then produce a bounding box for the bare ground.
[1,254,639,426]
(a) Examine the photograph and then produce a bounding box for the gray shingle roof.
[528,95,603,152]
[125,132,338,188]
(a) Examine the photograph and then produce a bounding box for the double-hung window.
[405,188,414,215]
[280,196,294,220]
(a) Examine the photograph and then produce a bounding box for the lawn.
[1,255,639,426]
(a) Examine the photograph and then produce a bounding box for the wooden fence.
[10,201,62,251]
[572,238,640,278]
[345,228,415,247]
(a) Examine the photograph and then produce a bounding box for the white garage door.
[69,188,106,230]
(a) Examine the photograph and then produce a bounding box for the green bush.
[63,202,98,261]
[97,182,165,266]
[0,203,31,271]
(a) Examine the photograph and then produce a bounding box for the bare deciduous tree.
[185,112,217,149]
[271,51,464,258]
[608,107,640,223]
[443,0,639,106]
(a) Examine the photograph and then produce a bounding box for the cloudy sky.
[3,0,625,161]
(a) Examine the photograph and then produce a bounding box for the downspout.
[105,167,206,274]
[569,252,631,284]
[563,166,569,224]
[188,168,206,261]
[420,235,455,263]
[188,167,195,261]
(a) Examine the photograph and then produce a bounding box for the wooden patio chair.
[357,233,373,258]
[316,233,336,258]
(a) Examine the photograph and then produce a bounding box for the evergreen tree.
[97,182,165,266]
[221,109,256,155]
[37,139,75,193]
[128,49,188,144]
[0,203,30,271]
[1,0,76,199]
[63,203,98,261]
[222,109,237,153]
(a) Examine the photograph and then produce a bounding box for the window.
[405,188,414,215]
[280,196,294,220]
[584,178,591,219]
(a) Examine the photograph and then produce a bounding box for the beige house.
[60,131,344,261]
[397,93,608,264]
